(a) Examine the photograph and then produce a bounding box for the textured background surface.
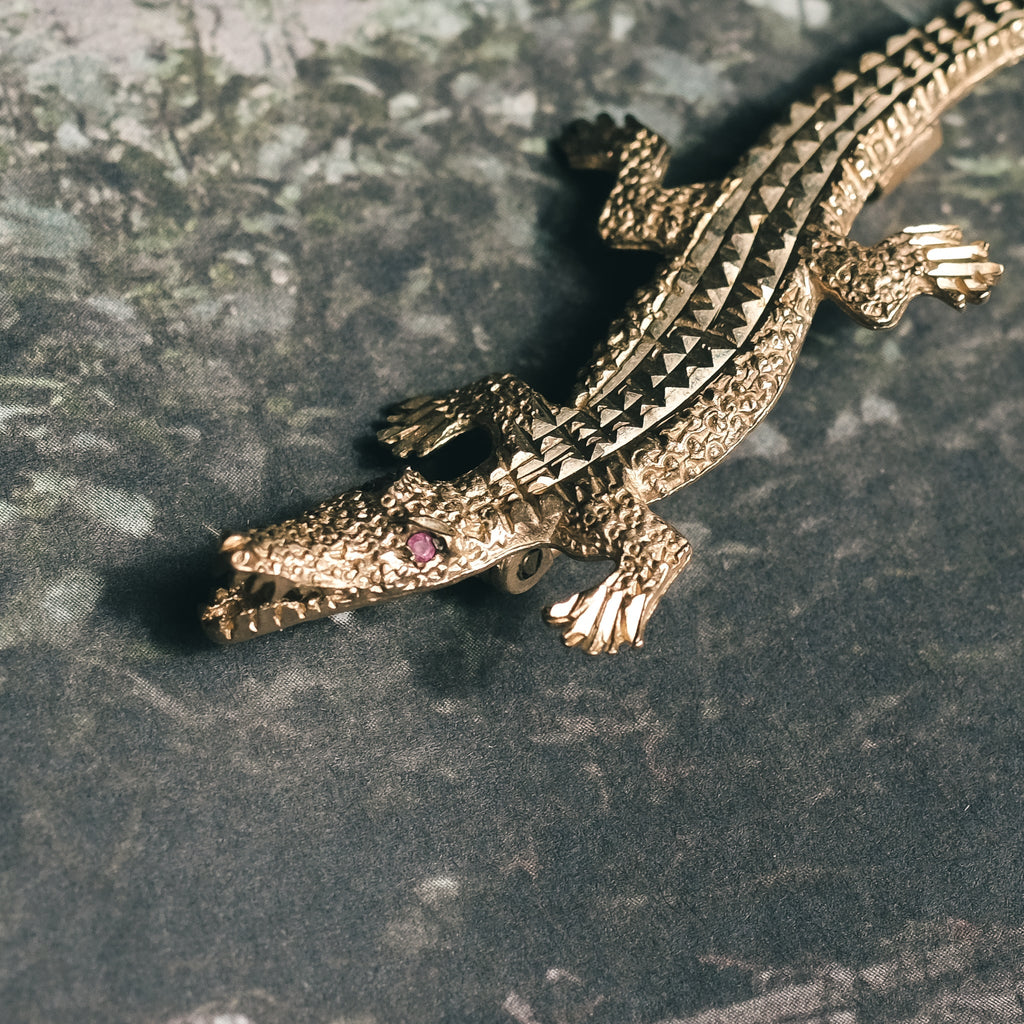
[2,1,1023,1022]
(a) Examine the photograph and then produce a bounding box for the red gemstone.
[407,531,438,563]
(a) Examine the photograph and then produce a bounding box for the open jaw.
[200,569,362,644]
[199,518,457,644]
[198,468,558,644]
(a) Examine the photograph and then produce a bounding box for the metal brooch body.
[203,1,1022,653]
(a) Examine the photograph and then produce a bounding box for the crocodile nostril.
[221,533,248,552]
[229,549,257,571]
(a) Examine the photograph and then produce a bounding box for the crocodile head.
[201,467,556,643]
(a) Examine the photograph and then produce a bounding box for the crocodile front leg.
[806,224,1004,328]
[546,490,692,654]
[378,372,555,459]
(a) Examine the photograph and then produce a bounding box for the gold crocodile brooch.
[202,1,1022,653]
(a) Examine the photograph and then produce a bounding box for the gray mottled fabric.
[2,1,1023,1022]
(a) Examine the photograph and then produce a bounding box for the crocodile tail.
[850,2,1024,191]
[926,1,1024,102]
[795,0,1024,237]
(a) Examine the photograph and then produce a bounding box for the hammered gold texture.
[626,267,815,503]
[203,0,1024,653]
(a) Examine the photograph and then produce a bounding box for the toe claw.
[546,583,648,654]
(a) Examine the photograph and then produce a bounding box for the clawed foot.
[545,578,653,655]
[809,222,1004,328]
[907,224,1003,308]
[377,394,467,458]
[559,112,643,172]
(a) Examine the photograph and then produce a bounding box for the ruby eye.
[407,531,442,563]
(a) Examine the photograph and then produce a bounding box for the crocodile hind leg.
[559,113,732,254]
[378,372,554,458]
[560,115,738,406]
[806,224,1003,328]
[546,491,692,654]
